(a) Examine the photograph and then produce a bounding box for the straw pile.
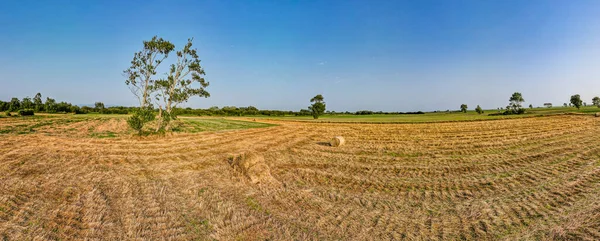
[330,136,345,147]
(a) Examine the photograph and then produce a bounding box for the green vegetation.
[475,105,483,114]
[593,96,600,107]
[124,36,210,133]
[308,94,326,119]
[180,118,275,133]
[18,109,34,116]
[127,108,155,135]
[254,105,600,123]
[460,104,468,113]
[0,114,275,136]
[570,94,582,109]
[508,92,525,114]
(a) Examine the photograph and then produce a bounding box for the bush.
[488,108,526,116]
[127,108,155,135]
[4,111,10,117]
[18,109,34,116]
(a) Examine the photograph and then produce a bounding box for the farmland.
[1,114,599,240]
[254,106,600,123]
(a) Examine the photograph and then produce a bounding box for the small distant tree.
[33,93,43,112]
[509,92,525,114]
[475,105,483,114]
[21,97,33,109]
[570,94,582,109]
[45,97,57,113]
[0,101,7,112]
[308,94,326,119]
[528,104,533,109]
[564,103,568,107]
[593,96,600,107]
[94,102,105,112]
[460,104,468,113]
[9,98,20,111]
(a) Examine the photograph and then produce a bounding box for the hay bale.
[595,112,600,117]
[232,152,274,184]
[330,136,345,147]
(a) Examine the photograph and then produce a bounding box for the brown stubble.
[1,115,600,240]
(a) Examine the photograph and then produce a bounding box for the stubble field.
[1,115,600,240]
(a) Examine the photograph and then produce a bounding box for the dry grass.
[1,115,600,240]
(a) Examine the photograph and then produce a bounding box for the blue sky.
[1,0,600,111]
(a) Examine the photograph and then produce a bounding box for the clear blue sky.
[1,0,600,111]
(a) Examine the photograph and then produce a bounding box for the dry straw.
[330,136,345,147]
[232,152,275,184]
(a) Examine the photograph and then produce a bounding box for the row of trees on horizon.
[3,91,599,118]
[458,92,600,115]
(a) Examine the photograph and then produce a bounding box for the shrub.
[4,111,10,117]
[127,108,155,135]
[18,109,34,116]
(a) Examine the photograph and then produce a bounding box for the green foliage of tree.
[0,101,8,112]
[570,94,582,109]
[124,36,175,108]
[154,38,210,131]
[593,96,600,108]
[297,109,312,116]
[308,94,326,119]
[45,97,57,113]
[460,104,468,113]
[9,98,21,111]
[18,109,34,116]
[21,97,33,109]
[528,104,533,109]
[508,92,525,114]
[95,102,105,112]
[124,36,176,133]
[127,108,155,135]
[33,93,44,112]
[475,105,483,114]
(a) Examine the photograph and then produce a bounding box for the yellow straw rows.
[1,115,599,240]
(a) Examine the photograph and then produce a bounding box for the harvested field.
[1,115,600,240]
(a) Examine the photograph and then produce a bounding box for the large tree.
[124,36,175,108]
[308,94,326,119]
[592,96,600,108]
[124,36,175,134]
[154,38,209,131]
[570,94,582,109]
[509,92,525,114]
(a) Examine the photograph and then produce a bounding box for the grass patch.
[90,131,117,138]
[181,118,275,133]
[246,197,269,215]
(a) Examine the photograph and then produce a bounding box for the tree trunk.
[155,107,163,132]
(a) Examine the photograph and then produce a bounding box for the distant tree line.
[0,94,138,115]
[0,93,85,114]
